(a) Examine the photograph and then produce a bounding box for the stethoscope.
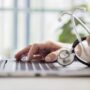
[57,9,90,66]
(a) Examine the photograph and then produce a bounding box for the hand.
[15,41,63,62]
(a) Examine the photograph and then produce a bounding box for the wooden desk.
[0,77,90,90]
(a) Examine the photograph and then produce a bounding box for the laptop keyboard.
[0,60,60,71]
[16,61,59,71]
[0,60,88,74]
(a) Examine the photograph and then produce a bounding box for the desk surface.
[0,77,90,90]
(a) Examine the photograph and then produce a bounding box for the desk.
[0,77,90,90]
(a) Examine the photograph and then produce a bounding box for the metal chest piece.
[57,48,74,66]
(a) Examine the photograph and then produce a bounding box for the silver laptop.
[0,57,90,77]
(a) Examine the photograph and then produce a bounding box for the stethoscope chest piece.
[57,48,75,66]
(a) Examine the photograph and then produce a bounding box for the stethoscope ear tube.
[72,37,90,66]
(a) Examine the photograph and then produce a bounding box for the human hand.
[15,41,63,62]
[15,35,90,63]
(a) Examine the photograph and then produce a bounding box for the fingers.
[31,55,45,61]
[27,44,39,60]
[15,45,31,60]
[45,50,59,62]
[15,43,48,61]
[15,41,61,62]
[27,43,48,60]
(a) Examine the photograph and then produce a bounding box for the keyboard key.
[4,61,15,71]
[0,61,3,68]
[0,61,7,70]
[46,63,58,70]
[33,62,41,70]
[20,62,26,71]
[40,63,49,70]
[27,62,33,71]
[16,61,20,71]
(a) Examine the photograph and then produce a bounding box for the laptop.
[0,56,90,77]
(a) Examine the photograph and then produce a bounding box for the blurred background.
[0,0,90,57]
